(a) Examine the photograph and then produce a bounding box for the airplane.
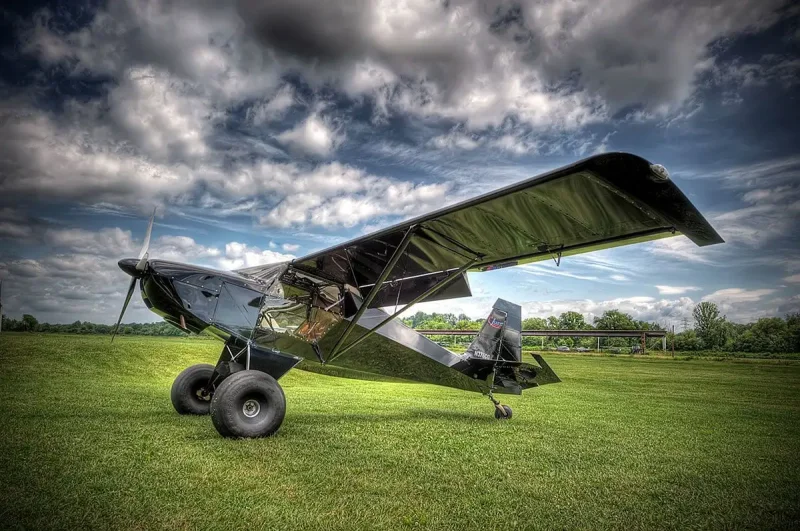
[113,153,723,438]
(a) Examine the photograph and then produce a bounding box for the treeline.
[402,303,800,354]
[1,315,187,336]
[5,302,799,353]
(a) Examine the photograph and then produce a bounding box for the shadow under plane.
[114,152,723,438]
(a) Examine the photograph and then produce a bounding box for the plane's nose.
[118,258,142,278]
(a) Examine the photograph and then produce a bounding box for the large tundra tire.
[171,363,215,415]
[210,370,286,438]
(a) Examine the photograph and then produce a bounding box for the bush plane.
[114,153,722,438]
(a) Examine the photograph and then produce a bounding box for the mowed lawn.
[1,334,799,530]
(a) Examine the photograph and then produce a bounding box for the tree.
[673,329,703,351]
[593,310,634,330]
[558,311,586,330]
[786,313,800,353]
[693,302,726,349]
[522,317,547,330]
[749,317,788,353]
[21,314,39,332]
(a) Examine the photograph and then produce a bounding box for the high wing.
[288,152,722,307]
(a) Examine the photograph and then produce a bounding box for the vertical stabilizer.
[465,299,522,362]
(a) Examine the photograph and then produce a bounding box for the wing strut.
[327,255,478,362]
[326,225,418,361]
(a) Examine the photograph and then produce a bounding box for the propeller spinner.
[112,208,156,341]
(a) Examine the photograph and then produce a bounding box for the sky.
[0,0,798,328]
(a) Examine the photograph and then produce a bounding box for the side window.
[213,282,263,339]
[259,297,309,335]
[256,278,344,343]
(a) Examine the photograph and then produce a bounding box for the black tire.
[210,370,286,438]
[494,404,513,420]
[171,363,215,415]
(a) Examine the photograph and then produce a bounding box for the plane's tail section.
[465,298,522,362]
[462,298,561,394]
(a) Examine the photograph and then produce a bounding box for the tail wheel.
[210,370,286,438]
[494,404,513,420]
[171,363,215,415]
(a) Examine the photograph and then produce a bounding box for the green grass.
[1,333,799,530]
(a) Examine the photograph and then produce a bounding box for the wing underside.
[288,153,722,304]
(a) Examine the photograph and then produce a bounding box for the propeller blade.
[112,277,137,342]
[136,207,156,271]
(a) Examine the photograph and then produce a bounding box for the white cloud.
[648,236,715,264]
[487,134,539,156]
[655,285,701,295]
[700,287,780,322]
[256,166,449,228]
[247,85,297,124]
[216,242,294,270]
[282,243,300,252]
[784,274,800,283]
[0,222,34,239]
[610,274,629,282]
[702,287,777,304]
[429,131,481,151]
[276,114,343,157]
[520,264,600,282]
[108,66,213,162]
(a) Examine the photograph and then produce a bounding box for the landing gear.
[487,368,512,420]
[494,404,513,419]
[488,390,513,420]
[171,363,215,415]
[210,370,286,438]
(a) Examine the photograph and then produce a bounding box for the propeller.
[112,208,156,341]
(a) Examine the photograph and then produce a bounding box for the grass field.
[1,334,799,530]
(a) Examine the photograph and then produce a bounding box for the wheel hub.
[242,399,261,418]
[195,388,211,401]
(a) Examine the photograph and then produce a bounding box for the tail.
[465,298,522,362]
[464,298,561,393]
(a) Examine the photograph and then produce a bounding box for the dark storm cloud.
[236,0,793,116]
[239,0,370,63]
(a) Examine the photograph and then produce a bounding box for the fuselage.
[118,258,517,393]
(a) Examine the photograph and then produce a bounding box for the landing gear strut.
[487,369,512,420]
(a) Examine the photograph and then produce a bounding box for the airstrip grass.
[1,333,799,530]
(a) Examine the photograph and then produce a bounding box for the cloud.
[256,164,450,228]
[702,287,777,304]
[703,54,800,103]
[276,114,344,157]
[784,274,800,283]
[247,85,298,124]
[0,102,451,229]
[282,243,300,252]
[656,285,701,295]
[237,0,789,128]
[0,222,35,240]
[520,264,601,282]
[647,236,716,264]
[610,274,629,282]
[429,131,481,151]
[216,242,294,270]
[700,287,780,321]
